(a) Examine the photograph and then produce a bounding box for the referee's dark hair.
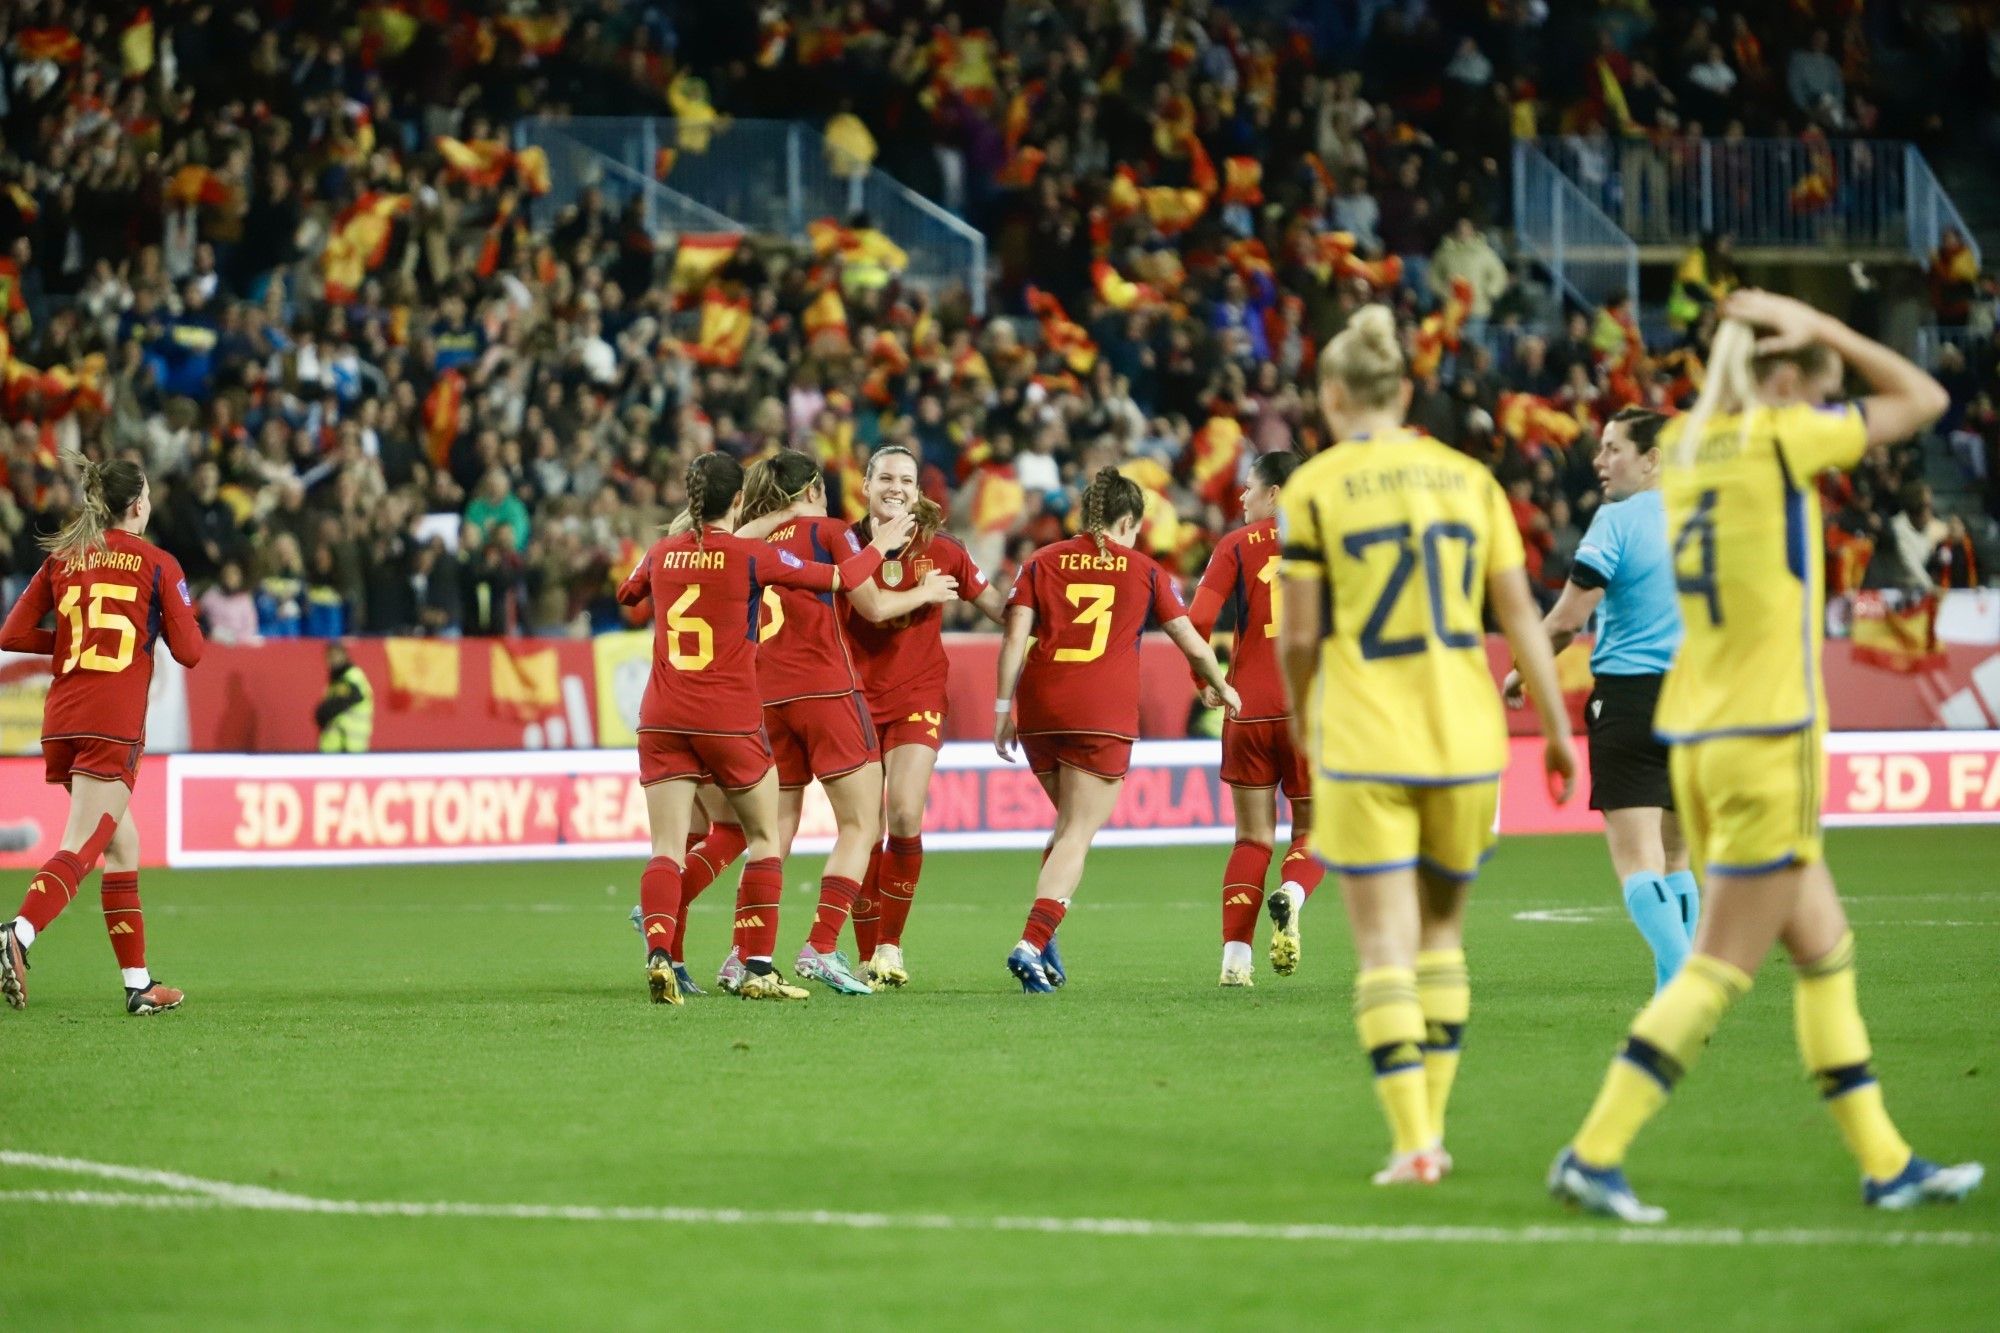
[1608,406,1669,453]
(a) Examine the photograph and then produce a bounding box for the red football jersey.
[616,528,867,735]
[0,530,205,744]
[1006,533,1186,738]
[756,516,867,705]
[840,528,990,712]
[1190,518,1287,722]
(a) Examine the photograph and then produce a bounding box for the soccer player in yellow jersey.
[1551,290,1985,1222]
[1278,306,1578,1185]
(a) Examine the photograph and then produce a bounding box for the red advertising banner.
[186,639,599,752]
[0,756,171,870]
[5,731,1996,871]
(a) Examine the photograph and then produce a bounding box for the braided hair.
[42,451,147,559]
[680,452,745,547]
[1078,466,1146,555]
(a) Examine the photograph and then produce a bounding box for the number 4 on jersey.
[1673,489,1722,627]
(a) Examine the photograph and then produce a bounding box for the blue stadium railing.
[517,117,988,314]
[1512,142,1641,312]
[1529,135,1980,264]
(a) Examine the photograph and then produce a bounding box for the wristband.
[994,699,1012,714]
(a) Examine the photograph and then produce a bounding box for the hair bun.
[1350,303,1397,351]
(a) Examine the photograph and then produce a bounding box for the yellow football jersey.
[1655,400,1867,741]
[1278,428,1524,783]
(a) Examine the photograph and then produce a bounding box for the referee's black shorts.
[1587,672,1674,812]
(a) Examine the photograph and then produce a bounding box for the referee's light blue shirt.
[1571,490,1682,677]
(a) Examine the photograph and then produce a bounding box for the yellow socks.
[1416,949,1470,1140]
[1573,954,1752,1168]
[1356,966,1432,1155]
[1795,932,1912,1182]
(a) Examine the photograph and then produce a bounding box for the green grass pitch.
[3,828,1996,1330]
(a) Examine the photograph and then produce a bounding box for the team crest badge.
[882,560,903,584]
[914,559,934,580]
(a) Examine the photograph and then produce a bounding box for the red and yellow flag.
[17,27,83,63]
[1850,592,1947,673]
[1222,157,1262,206]
[670,234,741,299]
[385,639,462,710]
[322,192,410,301]
[969,468,1025,535]
[423,372,464,469]
[1026,288,1096,375]
[1188,415,1246,513]
[490,643,560,719]
[121,8,155,77]
[686,289,752,368]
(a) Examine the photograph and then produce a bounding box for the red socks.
[1021,897,1067,952]
[100,871,146,970]
[852,841,883,959]
[732,857,783,961]
[1221,839,1273,945]
[807,875,861,953]
[674,823,746,960]
[876,834,923,947]
[1281,800,1324,900]
[17,851,85,934]
[638,856,682,956]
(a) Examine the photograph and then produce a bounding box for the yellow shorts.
[1312,776,1499,882]
[1670,728,1825,877]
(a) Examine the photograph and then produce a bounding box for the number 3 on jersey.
[665,586,715,669]
[56,582,139,674]
[1054,583,1115,662]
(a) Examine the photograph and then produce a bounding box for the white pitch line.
[2,1153,1992,1250]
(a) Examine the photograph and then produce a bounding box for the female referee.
[1276,306,1577,1184]
[1504,407,1696,991]
[1550,291,1982,1221]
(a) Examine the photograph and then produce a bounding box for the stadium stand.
[1,0,1996,640]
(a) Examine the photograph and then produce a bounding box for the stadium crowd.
[0,0,1995,643]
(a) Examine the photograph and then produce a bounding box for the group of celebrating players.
[0,285,1983,1223]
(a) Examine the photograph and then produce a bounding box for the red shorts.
[875,703,947,753]
[1020,731,1133,781]
[43,736,144,791]
[1220,717,1310,799]
[638,728,772,791]
[764,692,881,789]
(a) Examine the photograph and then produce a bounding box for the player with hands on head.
[1551,289,1982,1223]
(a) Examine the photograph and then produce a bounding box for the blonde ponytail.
[1672,318,1758,468]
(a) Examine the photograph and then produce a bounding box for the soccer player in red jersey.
[1186,451,1327,987]
[0,456,204,1016]
[994,467,1242,992]
[734,450,958,995]
[837,445,1006,986]
[615,452,913,1003]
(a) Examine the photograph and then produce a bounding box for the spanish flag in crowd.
[1025,288,1096,376]
[653,147,678,181]
[436,138,547,194]
[1091,260,1160,312]
[385,639,461,710]
[1411,277,1474,380]
[802,286,850,349]
[1222,157,1263,206]
[968,465,1025,535]
[670,234,741,299]
[495,13,568,56]
[1118,457,1186,560]
[1498,392,1584,452]
[1791,128,1837,215]
[1003,79,1042,155]
[996,146,1046,189]
[686,288,752,367]
[322,191,410,302]
[1850,592,1947,673]
[167,165,229,208]
[121,9,155,77]
[490,642,560,720]
[423,371,464,469]
[16,27,83,64]
[1187,414,1247,515]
